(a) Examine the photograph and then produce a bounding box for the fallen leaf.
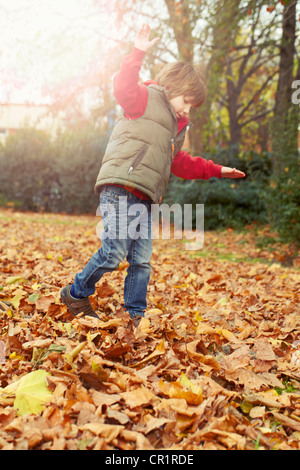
[159,374,203,405]
[120,386,155,408]
[79,423,124,441]
[133,340,165,367]
[187,340,221,370]
[0,370,52,416]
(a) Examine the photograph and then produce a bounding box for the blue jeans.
[73,186,153,319]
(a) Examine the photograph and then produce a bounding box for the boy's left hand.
[134,24,160,52]
[221,167,246,178]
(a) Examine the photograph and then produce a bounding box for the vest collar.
[144,80,190,129]
[145,82,179,124]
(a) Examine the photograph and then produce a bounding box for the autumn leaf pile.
[0,209,299,450]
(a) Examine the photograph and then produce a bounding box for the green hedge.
[0,126,108,214]
[264,170,300,245]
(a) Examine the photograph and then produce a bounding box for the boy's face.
[170,95,194,120]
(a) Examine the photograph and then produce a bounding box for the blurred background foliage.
[0,126,108,214]
[0,0,299,246]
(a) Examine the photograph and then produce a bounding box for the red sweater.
[112,47,223,199]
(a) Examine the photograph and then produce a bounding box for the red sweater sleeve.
[113,47,148,119]
[113,48,223,180]
[171,150,223,179]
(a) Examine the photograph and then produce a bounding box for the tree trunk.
[192,0,242,154]
[226,60,241,150]
[272,0,297,175]
[164,0,194,62]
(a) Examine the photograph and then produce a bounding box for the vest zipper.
[177,121,192,139]
[128,144,148,174]
[171,138,175,160]
[170,121,192,160]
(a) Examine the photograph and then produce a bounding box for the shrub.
[264,170,300,246]
[0,126,108,214]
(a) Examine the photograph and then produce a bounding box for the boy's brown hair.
[155,62,207,108]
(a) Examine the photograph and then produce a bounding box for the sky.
[0,0,119,104]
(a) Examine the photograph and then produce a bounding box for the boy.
[60,24,245,326]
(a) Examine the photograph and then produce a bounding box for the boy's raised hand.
[221,167,246,178]
[134,24,160,52]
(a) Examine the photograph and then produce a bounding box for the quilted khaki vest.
[94,84,189,203]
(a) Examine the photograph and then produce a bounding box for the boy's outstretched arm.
[221,167,246,178]
[171,151,246,180]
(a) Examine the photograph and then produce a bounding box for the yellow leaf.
[3,308,13,317]
[159,375,203,405]
[91,360,108,381]
[194,311,203,322]
[187,273,198,282]
[63,341,87,364]
[87,331,100,342]
[63,322,73,336]
[216,297,228,306]
[10,293,26,309]
[180,373,202,396]
[0,370,52,416]
[216,328,238,342]
[6,276,27,285]
[9,352,25,361]
[31,282,42,290]
[84,230,93,237]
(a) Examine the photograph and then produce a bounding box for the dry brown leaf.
[120,386,156,408]
[196,322,216,335]
[220,345,251,373]
[132,340,165,367]
[187,340,221,370]
[79,423,124,441]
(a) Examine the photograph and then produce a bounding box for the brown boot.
[60,284,99,319]
[130,315,143,328]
